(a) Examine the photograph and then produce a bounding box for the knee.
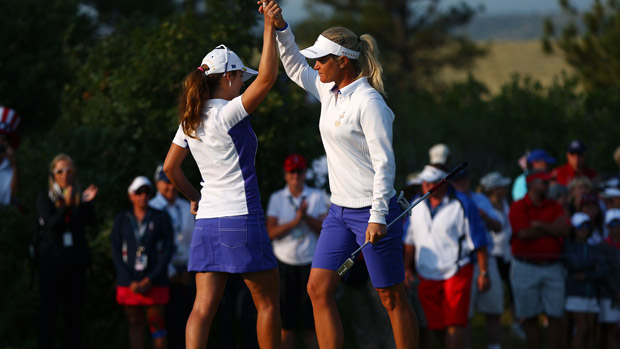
[307,277,327,303]
[376,287,406,312]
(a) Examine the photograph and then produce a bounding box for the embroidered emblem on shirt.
[335,114,344,127]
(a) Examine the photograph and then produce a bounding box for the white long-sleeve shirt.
[276,25,396,224]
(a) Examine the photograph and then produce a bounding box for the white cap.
[606,208,620,225]
[128,176,153,194]
[418,165,448,183]
[300,35,360,59]
[480,171,512,190]
[602,187,620,198]
[429,143,450,165]
[406,171,422,186]
[201,44,258,82]
[571,212,590,227]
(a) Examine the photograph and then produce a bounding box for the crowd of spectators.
[403,141,620,349]
[4,99,620,348]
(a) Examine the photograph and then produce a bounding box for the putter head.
[337,258,355,277]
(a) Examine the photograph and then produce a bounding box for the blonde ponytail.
[321,27,386,96]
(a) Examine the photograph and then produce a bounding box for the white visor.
[300,35,360,59]
[418,165,448,183]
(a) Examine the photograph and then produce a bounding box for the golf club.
[336,161,469,277]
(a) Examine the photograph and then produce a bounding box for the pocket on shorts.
[218,216,248,248]
[191,224,203,248]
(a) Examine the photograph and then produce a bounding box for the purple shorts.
[188,214,277,273]
[312,196,405,288]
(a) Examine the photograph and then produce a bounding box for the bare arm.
[476,246,491,292]
[515,217,568,239]
[163,143,200,213]
[241,1,280,114]
[266,214,302,239]
[403,243,416,288]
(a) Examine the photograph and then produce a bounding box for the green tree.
[291,0,486,92]
[0,0,95,131]
[543,0,620,90]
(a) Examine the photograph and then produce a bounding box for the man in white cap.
[404,164,489,349]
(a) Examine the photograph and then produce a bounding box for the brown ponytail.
[177,65,222,138]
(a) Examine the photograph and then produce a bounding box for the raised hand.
[81,184,99,203]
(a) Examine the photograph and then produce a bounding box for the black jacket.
[35,190,96,265]
[110,208,173,287]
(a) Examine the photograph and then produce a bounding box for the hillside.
[439,39,575,94]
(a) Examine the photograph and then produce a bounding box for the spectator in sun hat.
[508,169,570,349]
[403,164,489,349]
[512,148,557,201]
[551,140,598,186]
[148,165,195,349]
[266,153,330,349]
[0,106,21,206]
[111,176,174,349]
[598,208,620,349]
[563,212,608,349]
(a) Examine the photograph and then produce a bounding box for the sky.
[281,0,596,24]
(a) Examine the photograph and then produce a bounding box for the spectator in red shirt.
[509,170,570,349]
[551,140,597,186]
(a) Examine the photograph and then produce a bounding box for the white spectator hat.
[418,165,448,183]
[201,44,258,82]
[602,187,620,198]
[480,171,512,190]
[571,212,591,227]
[128,176,153,194]
[429,143,450,165]
[606,208,620,225]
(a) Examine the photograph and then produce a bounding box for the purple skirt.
[188,214,277,273]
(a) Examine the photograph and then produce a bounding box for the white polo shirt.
[276,26,397,225]
[172,96,263,219]
[404,188,489,280]
[149,193,195,267]
[266,185,330,265]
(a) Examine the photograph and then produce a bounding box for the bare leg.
[303,329,319,349]
[124,306,146,349]
[486,314,502,346]
[307,268,343,349]
[547,316,564,349]
[185,272,227,349]
[522,317,541,349]
[376,283,419,348]
[445,325,465,349]
[281,329,294,349]
[243,268,282,349]
[146,305,167,349]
